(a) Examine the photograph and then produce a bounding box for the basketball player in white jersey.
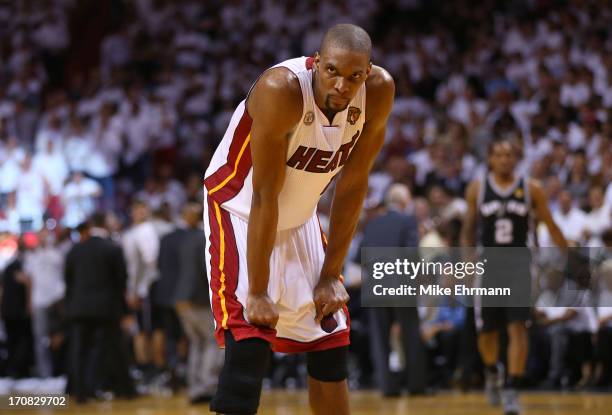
[203,24,394,414]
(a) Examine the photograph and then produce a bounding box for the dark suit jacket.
[174,228,209,307]
[359,209,419,250]
[1,258,28,320]
[359,209,426,393]
[64,236,127,320]
[151,228,187,307]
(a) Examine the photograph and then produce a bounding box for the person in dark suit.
[64,213,134,403]
[149,212,185,387]
[1,239,33,378]
[360,183,428,396]
[174,203,223,403]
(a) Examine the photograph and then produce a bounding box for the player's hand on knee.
[313,276,350,324]
[246,293,279,329]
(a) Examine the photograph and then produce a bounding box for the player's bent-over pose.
[202,24,394,414]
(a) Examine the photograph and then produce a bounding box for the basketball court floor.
[11,390,612,414]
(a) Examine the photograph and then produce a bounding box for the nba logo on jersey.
[347,107,361,125]
[303,111,314,125]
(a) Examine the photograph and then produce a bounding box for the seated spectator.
[538,190,586,246]
[33,139,69,196]
[0,192,21,235]
[535,267,597,388]
[61,172,102,229]
[583,185,611,247]
[34,113,64,154]
[0,136,25,210]
[421,294,466,388]
[63,114,92,174]
[15,154,47,232]
[565,150,591,209]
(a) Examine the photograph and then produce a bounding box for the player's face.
[314,47,371,113]
[489,142,516,177]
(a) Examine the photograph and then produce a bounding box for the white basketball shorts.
[203,195,350,353]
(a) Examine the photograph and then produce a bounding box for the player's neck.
[491,172,515,188]
[321,108,338,125]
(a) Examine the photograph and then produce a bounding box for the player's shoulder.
[366,66,394,99]
[248,67,303,122]
[364,66,395,121]
[253,67,302,104]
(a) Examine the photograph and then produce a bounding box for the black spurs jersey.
[478,173,531,247]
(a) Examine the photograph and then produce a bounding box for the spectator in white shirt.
[0,136,26,205]
[121,200,160,371]
[583,185,612,247]
[560,67,591,108]
[154,163,187,215]
[89,102,122,209]
[15,154,47,232]
[34,113,64,154]
[122,200,160,301]
[33,139,68,196]
[535,268,596,387]
[23,228,65,377]
[63,114,92,174]
[100,26,132,81]
[147,93,177,153]
[538,190,586,246]
[0,192,21,235]
[32,10,69,53]
[565,150,591,209]
[121,86,153,186]
[61,172,102,229]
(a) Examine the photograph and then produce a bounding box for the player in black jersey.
[461,139,567,415]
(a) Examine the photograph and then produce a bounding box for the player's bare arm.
[460,180,480,247]
[245,68,303,328]
[528,180,568,250]
[314,67,395,323]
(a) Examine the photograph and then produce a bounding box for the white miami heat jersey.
[204,56,366,230]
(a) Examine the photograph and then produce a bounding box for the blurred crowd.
[0,0,611,402]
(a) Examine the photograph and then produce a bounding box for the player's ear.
[366,62,372,77]
[314,52,320,66]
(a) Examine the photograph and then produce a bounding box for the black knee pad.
[210,331,271,414]
[307,346,348,382]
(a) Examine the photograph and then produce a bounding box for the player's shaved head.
[313,24,373,114]
[320,24,372,59]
